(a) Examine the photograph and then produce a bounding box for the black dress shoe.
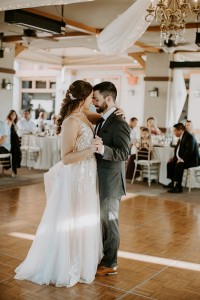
[163,182,173,188]
[167,186,182,193]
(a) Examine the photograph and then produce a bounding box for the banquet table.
[21,135,61,170]
[153,146,174,185]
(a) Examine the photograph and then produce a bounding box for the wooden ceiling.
[0,0,200,68]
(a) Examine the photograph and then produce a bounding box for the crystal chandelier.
[145,0,200,45]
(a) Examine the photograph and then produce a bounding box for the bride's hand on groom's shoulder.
[114,107,126,119]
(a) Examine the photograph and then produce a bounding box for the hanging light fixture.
[145,0,200,45]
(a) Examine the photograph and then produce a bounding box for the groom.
[92,81,130,276]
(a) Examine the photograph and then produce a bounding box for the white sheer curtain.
[0,0,88,11]
[166,69,187,127]
[97,0,159,55]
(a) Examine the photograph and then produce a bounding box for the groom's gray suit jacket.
[96,112,130,199]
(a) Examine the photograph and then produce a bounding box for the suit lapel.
[99,113,115,133]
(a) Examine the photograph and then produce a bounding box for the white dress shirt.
[130,127,140,155]
[17,117,37,137]
[0,121,11,151]
[176,133,184,162]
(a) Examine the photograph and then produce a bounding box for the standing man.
[92,81,130,275]
[166,123,199,193]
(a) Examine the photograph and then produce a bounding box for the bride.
[14,80,103,287]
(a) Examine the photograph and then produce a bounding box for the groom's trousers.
[100,196,121,268]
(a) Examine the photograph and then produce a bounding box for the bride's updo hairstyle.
[56,80,93,135]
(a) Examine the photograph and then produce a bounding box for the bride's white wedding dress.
[15,117,102,287]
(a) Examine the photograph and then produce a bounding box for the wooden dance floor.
[0,170,200,299]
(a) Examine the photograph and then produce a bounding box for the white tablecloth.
[153,146,174,185]
[22,135,61,170]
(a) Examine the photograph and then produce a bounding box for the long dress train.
[15,117,102,287]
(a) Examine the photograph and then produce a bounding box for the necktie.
[95,117,104,136]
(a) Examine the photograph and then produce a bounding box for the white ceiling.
[0,0,200,67]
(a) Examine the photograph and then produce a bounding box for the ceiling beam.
[128,52,146,68]
[23,8,101,35]
[147,22,198,32]
[0,68,15,74]
[3,31,90,44]
[15,44,27,56]
[3,35,23,43]
[135,41,162,53]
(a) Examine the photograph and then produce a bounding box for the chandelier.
[145,0,200,45]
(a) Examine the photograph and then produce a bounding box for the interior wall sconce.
[128,89,135,96]
[1,78,13,90]
[148,87,159,98]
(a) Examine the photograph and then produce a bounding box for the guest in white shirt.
[35,111,47,132]
[0,120,11,154]
[126,117,139,180]
[185,120,195,136]
[50,114,57,127]
[17,109,37,137]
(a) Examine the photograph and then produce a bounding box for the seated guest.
[6,110,21,174]
[165,123,199,193]
[35,104,45,119]
[35,111,47,132]
[137,127,153,159]
[49,114,57,128]
[0,120,11,168]
[185,120,195,135]
[147,116,162,135]
[133,127,153,181]
[126,117,139,179]
[17,109,37,137]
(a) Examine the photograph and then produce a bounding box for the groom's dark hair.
[93,81,117,102]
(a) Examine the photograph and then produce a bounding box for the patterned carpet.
[0,167,45,191]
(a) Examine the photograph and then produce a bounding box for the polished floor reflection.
[0,174,200,299]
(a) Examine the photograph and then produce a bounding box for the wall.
[143,53,172,128]
[74,68,145,126]
[14,63,145,125]
[14,60,61,116]
[0,46,15,120]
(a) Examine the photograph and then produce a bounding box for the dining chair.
[131,148,161,186]
[0,153,15,177]
[20,134,40,169]
[183,166,200,192]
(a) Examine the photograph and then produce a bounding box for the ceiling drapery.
[0,0,89,11]
[97,0,159,55]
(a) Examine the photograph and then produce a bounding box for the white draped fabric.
[97,0,159,55]
[0,0,90,11]
[166,69,187,127]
